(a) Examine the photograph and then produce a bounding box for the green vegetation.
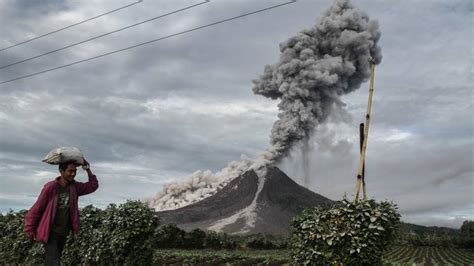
[290,198,401,265]
[154,248,473,265]
[62,201,161,265]
[397,220,474,249]
[1,201,162,265]
[151,248,474,265]
[0,209,42,264]
[153,249,290,265]
[383,246,474,265]
[1,201,472,265]
[460,220,474,249]
[0,201,288,264]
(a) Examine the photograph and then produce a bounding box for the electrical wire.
[0,0,209,70]
[0,0,143,52]
[0,0,296,85]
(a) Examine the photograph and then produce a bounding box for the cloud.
[0,0,472,228]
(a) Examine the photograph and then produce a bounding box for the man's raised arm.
[75,159,99,196]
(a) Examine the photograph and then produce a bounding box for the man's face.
[60,164,77,182]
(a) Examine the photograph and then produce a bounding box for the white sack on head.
[42,147,84,165]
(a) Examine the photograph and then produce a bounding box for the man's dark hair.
[59,161,76,172]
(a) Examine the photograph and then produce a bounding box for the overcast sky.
[0,0,472,229]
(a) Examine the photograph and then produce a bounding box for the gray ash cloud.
[252,0,382,162]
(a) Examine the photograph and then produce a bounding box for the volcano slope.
[158,167,332,235]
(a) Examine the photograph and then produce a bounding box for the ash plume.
[146,0,381,211]
[252,0,382,162]
[144,152,273,211]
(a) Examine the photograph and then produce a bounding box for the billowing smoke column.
[145,0,381,211]
[253,0,381,161]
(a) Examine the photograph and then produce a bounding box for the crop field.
[383,246,474,265]
[152,249,291,265]
[152,247,474,265]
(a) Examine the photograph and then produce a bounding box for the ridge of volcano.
[158,167,333,235]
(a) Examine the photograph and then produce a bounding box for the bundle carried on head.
[42,147,85,165]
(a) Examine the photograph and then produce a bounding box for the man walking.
[24,159,99,265]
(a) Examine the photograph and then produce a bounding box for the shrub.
[61,205,109,264]
[184,228,207,249]
[245,233,283,249]
[202,231,238,249]
[155,223,186,248]
[459,220,474,249]
[2,202,164,264]
[290,198,400,265]
[0,210,43,265]
[62,200,161,265]
[204,230,226,249]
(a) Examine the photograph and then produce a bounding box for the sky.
[0,0,472,229]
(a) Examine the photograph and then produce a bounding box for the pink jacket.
[24,175,99,243]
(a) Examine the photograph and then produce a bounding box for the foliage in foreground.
[62,200,161,265]
[2,198,472,265]
[290,198,401,265]
[0,201,282,264]
[1,200,162,265]
[0,210,44,264]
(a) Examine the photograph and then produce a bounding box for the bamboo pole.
[355,63,376,204]
[359,123,367,200]
[362,176,367,200]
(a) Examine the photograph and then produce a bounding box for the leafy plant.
[62,200,161,265]
[0,210,43,264]
[290,197,401,265]
[459,220,474,249]
[155,223,186,248]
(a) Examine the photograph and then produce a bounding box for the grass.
[153,249,291,265]
[152,247,474,265]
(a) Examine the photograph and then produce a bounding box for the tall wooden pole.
[360,123,367,200]
[355,63,375,204]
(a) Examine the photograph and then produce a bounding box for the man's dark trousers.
[44,232,67,266]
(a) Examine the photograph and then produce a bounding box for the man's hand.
[82,158,90,170]
[82,158,94,177]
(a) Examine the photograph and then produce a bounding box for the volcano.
[149,0,381,235]
[158,167,333,235]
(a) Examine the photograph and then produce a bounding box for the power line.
[0,0,209,70]
[0,0,296,86]
[0,0,143,52]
